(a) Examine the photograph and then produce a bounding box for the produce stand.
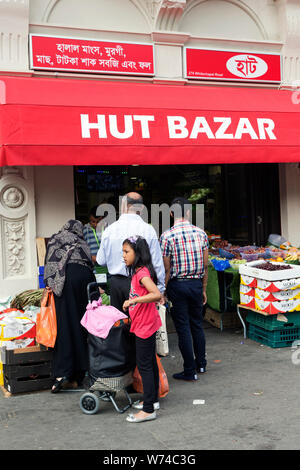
[238,260,300,347]
[206,265,240,313]
[206,236,300,332]
[205,265,241,331]
[0,290,53,394]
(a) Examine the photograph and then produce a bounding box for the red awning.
[0,74,299,166]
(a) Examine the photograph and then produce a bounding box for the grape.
[252,262,292,271]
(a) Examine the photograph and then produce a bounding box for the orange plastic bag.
[132,354,169,398]
[36,288,57,348]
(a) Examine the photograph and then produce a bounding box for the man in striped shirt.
[160,197,209,381]
[83,206,102,264]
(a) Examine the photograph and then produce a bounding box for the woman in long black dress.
[44,219,96,392]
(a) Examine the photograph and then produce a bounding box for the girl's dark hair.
[123,236,158,284]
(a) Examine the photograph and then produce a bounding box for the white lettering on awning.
[81,114,155,139]
[80,114,277,140]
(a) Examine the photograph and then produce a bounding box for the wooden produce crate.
[1,344,53,394]
[204,307,246,330]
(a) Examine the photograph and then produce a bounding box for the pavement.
[0,316,300,451]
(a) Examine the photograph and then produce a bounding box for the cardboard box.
[239,261,300,282]
[240,284,255,296]
[255,297,300,315]
[255,287,300,302]
[256,278,300,292]
[240,274,257,288]
[0,338,35,350]
[0,315,36,341]
[240,293,255,309]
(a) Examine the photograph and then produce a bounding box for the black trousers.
[167,278,206,375]
[136,333,159,413]
[109,274,131,313]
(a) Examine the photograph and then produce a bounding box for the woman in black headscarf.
[44,220,96,393]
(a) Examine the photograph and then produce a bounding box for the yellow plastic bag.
[36,288,57,348]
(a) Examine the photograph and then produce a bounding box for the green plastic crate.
[248,323,300,348]
[246,311,300,331]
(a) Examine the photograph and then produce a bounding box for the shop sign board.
[1,75,300,166]
[184,48,281,83]
[29,34,155,76]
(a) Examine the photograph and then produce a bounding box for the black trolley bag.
[79,282,136,415]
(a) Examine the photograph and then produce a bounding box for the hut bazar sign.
[184,48,281,83]
[29,34,154,76]
[80,114,277,141]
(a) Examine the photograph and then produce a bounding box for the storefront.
[1,0,300,301]
[74,163,281,246]
[0,73,299,296]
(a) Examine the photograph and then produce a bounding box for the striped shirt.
[83,223,101,257]
[160,219,209,280]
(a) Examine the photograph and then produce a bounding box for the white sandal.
[126,411,157,423]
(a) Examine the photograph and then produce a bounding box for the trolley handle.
[87,282,107,302]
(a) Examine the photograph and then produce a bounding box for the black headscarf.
[44,219,93,297]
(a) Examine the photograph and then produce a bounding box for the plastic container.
[268,234,287,248]
[238,246,257,252]
[247,311,300,331]
[219,248,235,259]
[241,252,260,261]
[38,275,45,288]
[248,323,300,348]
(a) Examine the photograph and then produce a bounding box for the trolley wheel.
[79,392,100,415]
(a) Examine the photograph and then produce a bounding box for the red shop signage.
[29,34,155,76]
[184,48,281,83]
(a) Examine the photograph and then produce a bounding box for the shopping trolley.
[79,282,136,415]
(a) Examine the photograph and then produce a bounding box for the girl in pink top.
[122,235,162,424]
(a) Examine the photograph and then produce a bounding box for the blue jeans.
[167,278,206,375]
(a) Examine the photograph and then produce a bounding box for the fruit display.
[252,262,292,271]
[188,188,210,202]
[209,237,300,266]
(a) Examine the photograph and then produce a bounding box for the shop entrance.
[74,163,281,246]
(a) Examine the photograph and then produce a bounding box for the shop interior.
[74,163,281,246]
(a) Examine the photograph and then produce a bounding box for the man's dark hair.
[89,206,99,218]
[170,197,191,218]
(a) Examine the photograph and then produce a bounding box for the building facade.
[0,0,300,297]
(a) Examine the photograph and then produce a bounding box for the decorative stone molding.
[156,0,186,30]
[0,167,36,296]
[278,1,300,85]
[0,0,30,72]
[134,0,186,30]
[41,0,59,22]
[181,0,268,40]
[2,186,24,209]
[1,167,24,178]
[151,30,190,44]
[3,218,26,277]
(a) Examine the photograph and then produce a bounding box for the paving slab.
[0,319,299,450]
